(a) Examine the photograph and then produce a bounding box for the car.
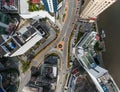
[101,84,109,92]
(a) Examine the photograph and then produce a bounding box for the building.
[75,31,120,92]
[23,86,43,92]
[0,12,17,34]
[76,31,99,49]
[42,64,58,79]
[30,0,40,4]
[0,21,48,57]
[42,0,57,13]
[0,75,6,92]
[80,0,117,20]
[19,0,56,22]
[0,0,19,13]
[87,66,119,92]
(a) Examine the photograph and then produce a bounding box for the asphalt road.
[19,0,77,91]
[55,0,77,92]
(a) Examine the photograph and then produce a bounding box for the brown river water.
[97,0,120,88]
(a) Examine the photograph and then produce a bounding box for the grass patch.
[49,12,55,16]
[49,53,59,57]
[58,0,63,4]
[21,60,30,73]
[57,14,59,20]
[62,13,66,22]
[75,32,84,44]
[93,25,96,31]
[39,4,45,10]
[94,42,103,53]
[67,29,74,68]
[92,23,97,32]
[28,1,45,12]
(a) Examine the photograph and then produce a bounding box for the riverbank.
[97,0,120,88]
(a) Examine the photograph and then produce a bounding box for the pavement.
[18,70,31,92]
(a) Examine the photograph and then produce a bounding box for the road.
[19,0,78,91]
[55,0,77,92]
[32,0,76,66]
[31,0,77,91]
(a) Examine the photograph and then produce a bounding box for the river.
[97,0,120,88]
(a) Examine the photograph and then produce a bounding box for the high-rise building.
[75,31,120,92]
[80,0,117,20]
[42,0,57,13]
[0,21,49,57]
[0,0,19,13]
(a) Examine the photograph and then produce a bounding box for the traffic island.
[62,4,68,24]
[56,41,64,51]
[62,13,66,22]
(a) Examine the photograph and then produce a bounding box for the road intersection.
[18,0,80,91]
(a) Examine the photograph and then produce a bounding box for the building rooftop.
[44,56,58,65]
[75,31,120,92]
[19,0,29,14]
[0,12,11,24]
[0,46,6,56]
[0,21,48,57]
[30,0,40,4]
[77,32,99,49]
[1,37,20,55]
[88,66,108,78]
[0,35,5,44]
[23,86,43,92]
[17,26,37,41]
[97,73,119,92]
[88,66,119,92]
[0,12,17,34]
[42,65,57,79]
[31,21,49,37]
[11,33,42,57]
[0,0,19,13]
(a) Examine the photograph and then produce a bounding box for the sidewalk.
[55,20,63,31]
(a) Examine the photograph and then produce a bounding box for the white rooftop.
[18,26,28,34]
[11,33,42,57]
[88,66,108,78]
[22,86,39,92]
[20,0,29,14]
[19,0,55,22]
[53,66,57,77]
[20,10,55,22]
